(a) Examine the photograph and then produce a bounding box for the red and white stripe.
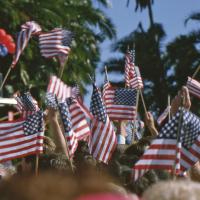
[39,28,70,58]
[0,119,44,162]
[124,51,131,87]
[89,116,117,164]
[47,75,78,102]
[12,21,41,67]
[186,77,200,99]
[180,135,200,172]
[103,82,136,121]
[132,138,180,181]
[65,129,78,158]
[157,106,171,126]
[68,99,91,141]
[129,66,143,89]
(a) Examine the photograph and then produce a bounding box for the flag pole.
[139,89,148,114]
[58,57,69,79]
[35,154,39,176]
[55,97,74,173]
[168,95,171,121]
[192,65,200,79]
[105,66,109,82]
[0,64,14,90]
[0,112,20,121]
[132,89,140,142]
[172,97,184,179]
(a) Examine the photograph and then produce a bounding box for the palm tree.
[127,0,154,27]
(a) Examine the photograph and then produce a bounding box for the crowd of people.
[0,86,200,200]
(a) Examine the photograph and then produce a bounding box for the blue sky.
[85,0,200,105]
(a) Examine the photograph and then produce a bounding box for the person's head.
[0,170,139,200]
[142,180,200,200]
[17,152,72,175]
[189,161,200,182]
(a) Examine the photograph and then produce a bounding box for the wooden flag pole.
[55,97,74,173]
[172,97,184,179]
[0,112,20,121]
[168,95,171,121]
[0,65,13,90]
[35,154,39,176]
[132,89,140,142]
[139,89,148,114]
[58,57,69,79]
[192,65,200,79]
[104,65,109,82]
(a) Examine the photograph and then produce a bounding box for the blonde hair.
[142,180,200,200]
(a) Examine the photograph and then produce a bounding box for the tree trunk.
[147,1,154,27]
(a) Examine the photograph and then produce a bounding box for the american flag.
[124,49,143,89]
[157,106,171,126]
[89,83,117,164]
[103,81,137,121]
[12,21,41,67]
[58,101,78,158]
[45,92,58,110]
[14,91,39,118]
[47,75,80,102]
[132,108,200,181]
[124,49,133,87]
[39,28,73,66]
[0,111,44,162]
[67,97,91,141]
[186,77,200,99]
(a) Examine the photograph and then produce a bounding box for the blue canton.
[114,88,137,106]
[45,92,58,110]
[23,110,43,135]
[58,101,72,133]
[90,84,107,123]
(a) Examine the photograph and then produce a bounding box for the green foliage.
[0,0,116,103]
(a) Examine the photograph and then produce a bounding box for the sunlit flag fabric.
[14,91,39,118]
[47,75,80,102]
[12,21,41,67]
[67,97,91,141]
[39,28,73,66]
[157,106,171,126]
[58,101,78,158]
[186,77,200,99]
[0,111,44,162]
[124,49,143,89]
[89,83,117,164]
[103,80,137,121]
[132,108,200,181]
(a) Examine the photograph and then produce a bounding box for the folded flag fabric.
[89,83,117,164]
[58,100,78,158]
[67,97,91,141]
[39,28,73,66]
[0,111,44,162]
[14,91,39,118]
[12,21,41,67]
[45,92,58,110]
[186,77,200,99]
[157,106,171,126]
[47,75,80,102]
[103,81,137,121]
[124,49,143,89]
[132,108,200,181]
[58,97,90,157]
